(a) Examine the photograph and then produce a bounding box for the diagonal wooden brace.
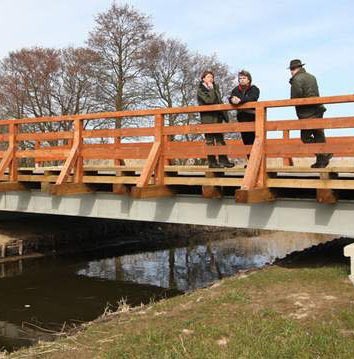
[241,138,264,190]
[0,148,14,179]
[236,137,274,203]
[56,143,79,185]
[136,141,162,188]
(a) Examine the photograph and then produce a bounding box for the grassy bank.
[7,256,354,359]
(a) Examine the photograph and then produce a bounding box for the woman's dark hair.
[201,70,214,80]
[238,70,252,83]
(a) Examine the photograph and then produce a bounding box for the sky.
[0,0,353,125]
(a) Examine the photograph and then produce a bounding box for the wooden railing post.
[155,114,165,186]
[74,118,83,183]
[0,122,26,191]
[255,105,267,188]
[34,140,40,168]
[236,104,274,203]
[282,130,294,166]
[9,123,18,182]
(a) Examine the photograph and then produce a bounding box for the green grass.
[8,264,354,359]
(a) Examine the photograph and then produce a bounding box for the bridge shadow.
[206,199,224,220]
[314,204,336,226]
[247,203,275,228]
[276,237,353,269]
[153,198,176,222]
[12,192,32,211]
[79,196,97,216]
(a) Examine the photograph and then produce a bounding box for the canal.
[0,230,338,353]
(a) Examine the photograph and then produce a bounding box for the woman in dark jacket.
[197,70,234,168]
[229,70,260,165]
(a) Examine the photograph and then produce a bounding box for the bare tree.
[140,40,235,137]
[87,3,153,115]
[0,46,104,157]
[141,36,190,109]
[54,47,101,118]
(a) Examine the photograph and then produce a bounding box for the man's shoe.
[209,163,223,168]
[311,153,332,169]
[220,161,235,168]
[326,153,333,161]
[311,161,328,168]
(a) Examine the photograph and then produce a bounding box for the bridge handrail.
[0,94,353,126]
[0,93,354,200]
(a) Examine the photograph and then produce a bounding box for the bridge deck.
[2,165,354,201]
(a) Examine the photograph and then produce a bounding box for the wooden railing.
[0,94,354,202]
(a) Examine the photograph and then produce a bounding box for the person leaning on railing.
[197,70,234,168]
[288,59,332,168]
[228,70,260,168]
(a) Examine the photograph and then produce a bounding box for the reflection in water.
[77,243,270,291]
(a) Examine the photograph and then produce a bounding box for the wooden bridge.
[1,94,354,205]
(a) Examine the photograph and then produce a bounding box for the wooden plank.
[0,148,14,179]
[16,131,73,141]
[155,114,165,186]
[74,118,83,183]
[202,171,222,199]
[55,145,78,184]
[255,105,266,188]
[83,176,139,184]
[56,119,82,185]
[202,186,222,199]
[260,94,354,109]
[316,189,337,204]
[81,147,151,159]
[267,178,354,190]
[1,94,353,127]
[241,138,263,190]
[0,124,17,180]
[8,123,18,182]
[235,188,275,203]
[282,130,294,166]
[84,165,143,172]
[83,127,154,138]
[266,166,354,173]
[165,165,245,173]
[0,182,27,192]
[47,183,93,196]
[165,146,251,159]
[163,122,255,136]
[266,142,354,156]
[16,149,70,159]
[131,185,174,199]
[18,175,57,182]
[136,141,161,188]
[112,184,130,195]
[267,116,354,132]
[164,177,243,186]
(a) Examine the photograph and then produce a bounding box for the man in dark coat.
[229,70,260,165]
[197,70,234,168]
[289,59,332,168]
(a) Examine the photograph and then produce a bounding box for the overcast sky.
[0,0,353,121]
